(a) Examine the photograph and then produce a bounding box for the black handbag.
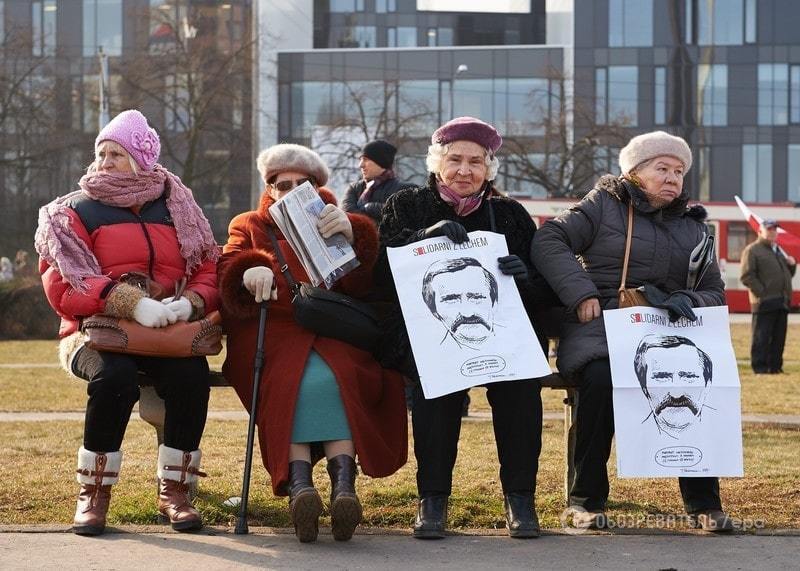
[267,228,381,354]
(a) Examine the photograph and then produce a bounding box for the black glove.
[498,254,528,279]
[362,202,383,218]
[642,284,697,322]
[421,220,469,243]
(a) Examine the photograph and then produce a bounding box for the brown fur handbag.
[617,200,650,309]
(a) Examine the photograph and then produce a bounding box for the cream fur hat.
[256,144,329,186]
[618,131,692,174]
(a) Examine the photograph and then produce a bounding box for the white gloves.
[317,204,354,244]
[243,266,277,302]
[161,297,192,321]
[133,297,178,328]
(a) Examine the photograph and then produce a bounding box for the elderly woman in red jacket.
[34,110,220,536]
[218,144,407,543]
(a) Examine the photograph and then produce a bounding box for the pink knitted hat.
[95,110,161,171]
[432,116,503,154]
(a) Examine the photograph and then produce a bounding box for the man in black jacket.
[342,140,415,224]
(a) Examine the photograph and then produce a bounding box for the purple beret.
[431,116,503,154]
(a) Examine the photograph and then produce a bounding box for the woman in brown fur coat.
[218,144,407,543]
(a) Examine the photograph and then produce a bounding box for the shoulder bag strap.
[618,200,635,295]
[487,196,497,233]
[266,227,301,296]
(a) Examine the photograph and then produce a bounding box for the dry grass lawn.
[0,323,798,529]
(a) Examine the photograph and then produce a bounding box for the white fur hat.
[618,131,692,174]
[256,144,329,186]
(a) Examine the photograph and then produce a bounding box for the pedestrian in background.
[342,139,415,224]
[740,219,796,374]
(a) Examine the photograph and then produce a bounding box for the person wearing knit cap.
[532,130,734,532]
[342,139,415,224]
[34,109,220,536]
[374,116,558,539]
[218,143,407,543]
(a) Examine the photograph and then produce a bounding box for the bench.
[138,371,580,503]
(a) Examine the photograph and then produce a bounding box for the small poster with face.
[387,230,551,398]
[604,306,744,477]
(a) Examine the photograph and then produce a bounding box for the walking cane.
[235,302,269,534]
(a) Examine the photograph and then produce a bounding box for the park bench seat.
[137,371,580,503]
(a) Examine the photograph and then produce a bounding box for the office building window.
[330,0,364,11]
[0,1,4,44]
[789,145,800,203]
[427,28,436,46]
[791,65,800,124]
[741,144,772,203]
[339,26,375,48]
[745,0,757,43]
[595,68,607,124]
[437,28,453,46]
[692,0,747,46]
[609,0,652,47]
[375,0,396,12]
[697,64,727,126]
[387,27,396,47]
[396,27,416,47]
[655,67,666,124]
[83,0,122,57]
[32,1,57,56]
[596,66,638,126]
[165,73,190,132]
[758,64,789,126]
[697,146,710,201]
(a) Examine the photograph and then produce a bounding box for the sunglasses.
[271,177,315,193]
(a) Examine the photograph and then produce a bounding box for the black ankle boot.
[288,460,322,543]
[504,493,540,538]
[326,455,362,541]
[412,494,448,539]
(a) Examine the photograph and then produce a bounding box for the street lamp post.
[449,63,468,120]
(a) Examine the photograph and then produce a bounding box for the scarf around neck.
[436,179,486,216]
[358,168,396,205]
[34,165,219,291]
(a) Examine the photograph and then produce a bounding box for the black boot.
[412,494,448,539]
[288,460,323,543]
[504,493,540,538]
[326,455,362,541]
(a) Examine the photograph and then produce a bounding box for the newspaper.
[268,181,360,288]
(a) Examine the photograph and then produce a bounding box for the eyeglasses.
[271,177,315,193]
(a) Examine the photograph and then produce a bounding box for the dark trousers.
[570,359,722,514]
[411,379,542,497]
[72,347,210,453]
[751,310,788,373]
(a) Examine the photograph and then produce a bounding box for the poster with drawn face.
[604,306,743,478]
[387,231,551,399]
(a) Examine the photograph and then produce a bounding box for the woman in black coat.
[375,116,555,539]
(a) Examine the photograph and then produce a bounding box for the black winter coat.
[531,175,725,379]
[342,177,416,224]
[374,177,557,378]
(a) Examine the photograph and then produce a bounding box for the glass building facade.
[0,0,252,254]
[574,0,800,204]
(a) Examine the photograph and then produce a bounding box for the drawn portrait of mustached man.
[633,334,715,439]
[421,257,500,350]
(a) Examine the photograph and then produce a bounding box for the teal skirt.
[291,350,352,443]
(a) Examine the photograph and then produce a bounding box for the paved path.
[2,409,799,425]
[0,528,797,570]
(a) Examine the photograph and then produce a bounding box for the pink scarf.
[359,168,396,204]
[437,180,486,216]
[34,165,219,291]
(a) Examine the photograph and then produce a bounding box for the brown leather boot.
[156,445,205,532]
[73,448,122,536]
[288,460,323,543]
[326,455,362,541]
